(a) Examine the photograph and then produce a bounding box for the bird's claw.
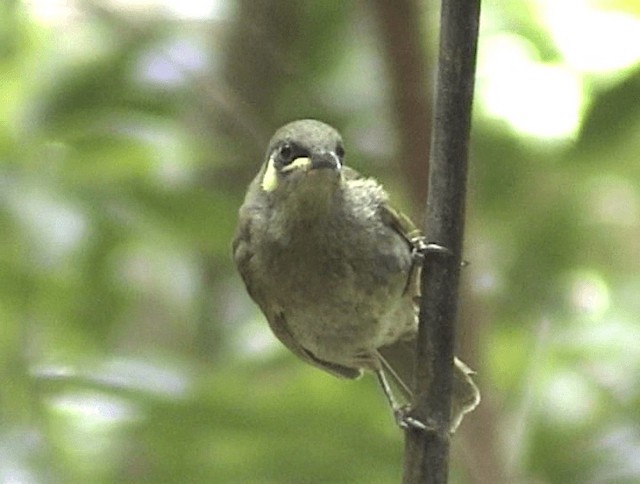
[394,406,432,432]
[399,415,428,431]
[421,242,453,256]
[410,238,453,257]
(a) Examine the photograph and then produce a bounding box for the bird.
[232,119,479,432]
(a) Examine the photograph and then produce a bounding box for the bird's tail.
[377,337,480,432]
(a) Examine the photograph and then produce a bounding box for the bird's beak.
[310,151,342,171]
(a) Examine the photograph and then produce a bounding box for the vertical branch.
[403,1,481,483]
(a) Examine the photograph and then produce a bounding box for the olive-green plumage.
[233,119,479,431]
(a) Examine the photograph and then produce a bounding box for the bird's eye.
[335,144,345,159]
[279,143,294,164]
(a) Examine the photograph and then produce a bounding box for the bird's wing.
[232,201,263,305]
[344,167,480,432]
[232,191,361,381]
[343,165,425,299]
[267,310,362,379]
[379,203,426,254]
[343,166,425,251]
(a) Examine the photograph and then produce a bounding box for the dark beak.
[310,151,341,171]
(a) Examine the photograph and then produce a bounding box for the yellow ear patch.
[281,157,311,173]
[261,158,278,192]
[261,157,312,192]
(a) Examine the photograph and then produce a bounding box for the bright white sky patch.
[26,0,227,21]
[27,0,640,141]
[567,271,611,319]
[477,0,640,139]
[539,0,640,74]
[105,0,227,19]
[478,34,584,139]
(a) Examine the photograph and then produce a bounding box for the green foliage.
[1,1,639,482]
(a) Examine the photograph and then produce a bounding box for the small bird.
[232,119,479,431]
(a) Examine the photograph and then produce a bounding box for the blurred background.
[2,0,640,482]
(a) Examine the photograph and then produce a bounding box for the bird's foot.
[421,242,453,256]
[410,240,453,260]
[394,405,434,432]
[422,243,470,267]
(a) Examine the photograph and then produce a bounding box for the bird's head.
[260,119,345,201]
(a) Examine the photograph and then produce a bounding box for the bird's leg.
[404,241,457,299]
[402,236,427,297]
[375,369,428,431]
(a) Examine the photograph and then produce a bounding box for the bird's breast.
[256,204,414,364]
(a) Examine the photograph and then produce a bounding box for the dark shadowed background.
[2,0,640,482]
